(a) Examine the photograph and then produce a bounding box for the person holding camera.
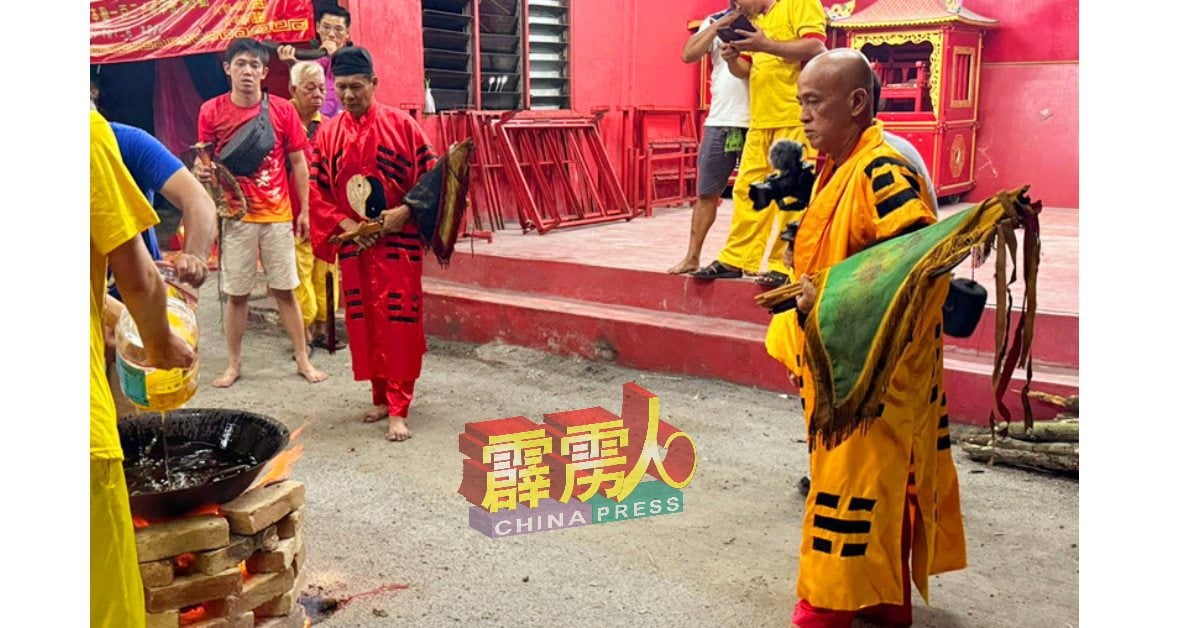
[276,4,353,118]
[768,49,965,627]
[692,0,827,288]
[667,1,749,275]
[194,38,328,389]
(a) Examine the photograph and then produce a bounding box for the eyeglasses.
[318,24,347,35]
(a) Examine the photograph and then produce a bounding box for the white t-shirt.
[702,15,751,128]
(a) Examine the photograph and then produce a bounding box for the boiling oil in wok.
[125,425,258,496]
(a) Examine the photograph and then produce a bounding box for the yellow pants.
[91,457,146,628]
[717,125,811,275]
[294,236,340,328]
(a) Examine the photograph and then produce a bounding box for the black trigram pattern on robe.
[385,290,420,324]
[811,491,876,558]
[376,144,412,186]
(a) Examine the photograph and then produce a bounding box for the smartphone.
[717,14,758,44]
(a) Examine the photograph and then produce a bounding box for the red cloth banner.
[90,0,314,65]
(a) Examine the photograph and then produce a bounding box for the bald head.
[798,49,876,162]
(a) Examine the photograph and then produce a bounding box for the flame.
[132,504,219,530]
[187,503,221,517]
[253,444,304,489]
[238,560,250,582]
[174,553,196,571]
[179,605,207,625]
[290,419,312,442]
[250,419,310,490]
[304,619,312,628]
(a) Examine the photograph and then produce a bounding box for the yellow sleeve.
[863,156,937,241]
[765,309,805,378]
[90,110,159,257]
[790,0,829,40]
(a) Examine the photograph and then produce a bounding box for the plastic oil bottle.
[115,269,200,412]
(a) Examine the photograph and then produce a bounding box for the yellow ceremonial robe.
[765,121,967,611]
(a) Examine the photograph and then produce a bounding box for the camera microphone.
[750,140,816,211]
[768,139,806,172]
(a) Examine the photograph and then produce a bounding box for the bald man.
[764,49,967,627]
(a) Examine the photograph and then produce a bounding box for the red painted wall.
[343,0,426,109]
[346,1,1077,206]
[828,0,1079,206]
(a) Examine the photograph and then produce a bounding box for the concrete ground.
[185,279,1079,628]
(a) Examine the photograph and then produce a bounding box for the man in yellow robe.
[692,0,827,287]
[91,109,196,627]
[764,50,967,627]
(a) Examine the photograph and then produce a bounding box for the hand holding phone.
[717,14,757,44]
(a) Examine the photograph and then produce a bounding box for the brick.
[219,481,305,535]
[143,568,242,614]
[241,524,280,553]
[234,568,295,615]
[192,612,252,628]
[140,559,174,587]
[203,596,235,619]
[189,617,231,628]
[247,534,301,574]
[276,507,304,540]
[145,609,179,628]
[256,605,306,628]
[253,566,305,618]
[136,516,230,563]
[293,541,306,573]
[193,535,254,576]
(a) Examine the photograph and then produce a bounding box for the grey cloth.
[883,131,938,214]
[697,126,746,197]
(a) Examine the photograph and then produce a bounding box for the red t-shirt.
[197,93,307,223]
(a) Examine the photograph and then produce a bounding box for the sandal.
[755,271,789,288]
[310,335,347,351]
[691,260,743,280]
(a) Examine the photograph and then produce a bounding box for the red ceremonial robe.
[308,104,438,385]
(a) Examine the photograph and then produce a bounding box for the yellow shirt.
[748,0,827,130]
[90,110,159,460]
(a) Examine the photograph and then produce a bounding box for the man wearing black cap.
[308,46,439,442]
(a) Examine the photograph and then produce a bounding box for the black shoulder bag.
[219,91,276,178]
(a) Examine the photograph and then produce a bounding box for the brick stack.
[135,481,308,628]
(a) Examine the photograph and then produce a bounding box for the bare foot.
[667,259,700,275]
[212,366,240,388]
[297,362,328,383]
[386,415,412,441]
[363,404,388,423]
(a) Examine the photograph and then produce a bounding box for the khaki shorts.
[221,219,300,296]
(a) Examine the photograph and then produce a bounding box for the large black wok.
[118,409,290,521]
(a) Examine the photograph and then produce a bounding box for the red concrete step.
[423,278,1077,426]
[427,253,1079,369]
[425,252,769,326]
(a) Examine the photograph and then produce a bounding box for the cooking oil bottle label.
[116,356,150,407]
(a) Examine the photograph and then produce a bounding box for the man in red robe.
[309,47,437,441]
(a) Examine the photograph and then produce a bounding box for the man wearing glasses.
[277,5,353,117]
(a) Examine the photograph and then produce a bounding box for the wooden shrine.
[830,0,998,200]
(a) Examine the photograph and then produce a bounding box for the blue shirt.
[107,123,185,297]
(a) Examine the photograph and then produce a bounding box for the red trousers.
[371,378,415,418]
[793,486,916,627]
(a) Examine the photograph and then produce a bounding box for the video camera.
[749,139,816,212]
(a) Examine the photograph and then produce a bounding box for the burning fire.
[253,444,304,489]
[252,419,311,489]
[175,553,196,571]
[179,605,207,625]
[238,560,250,582]
[131,504,220,530]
